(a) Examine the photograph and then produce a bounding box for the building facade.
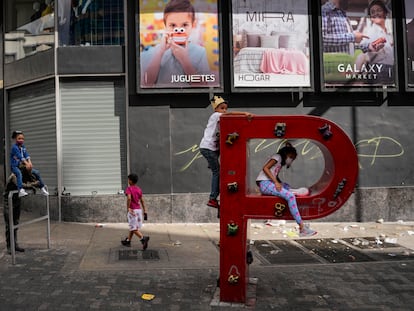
[1,0,414,223]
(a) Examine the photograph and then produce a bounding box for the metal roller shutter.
[60,80,126,196]
[7,79,57,194]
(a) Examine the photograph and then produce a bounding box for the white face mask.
[285,157,294,168]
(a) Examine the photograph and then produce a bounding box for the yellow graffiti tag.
[174,137,404,172]
[174,144,203,172]
[254,139,322,160]
[254,139,283,153]
[355,136,404,166]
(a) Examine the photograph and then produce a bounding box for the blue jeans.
[200,148,220,200]
[11,166,45,190]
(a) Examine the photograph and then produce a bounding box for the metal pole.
[8,190,17,265]
[8,187,51,264]
[46,192,50,248]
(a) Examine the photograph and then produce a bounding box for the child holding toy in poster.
[140,0,213,87]
[355,0,394,84]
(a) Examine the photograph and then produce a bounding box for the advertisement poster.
[232,0,311,88]
[138,0,220,89]
[321,0,396,88]
[405,0,414,87]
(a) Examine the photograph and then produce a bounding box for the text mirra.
[246,11,294,23]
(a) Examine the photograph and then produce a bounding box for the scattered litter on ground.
[95,223,105,228]
[342,224,360,231]
[360,238,370,246]
[376,218,384,224]
[351,238,370,246]
[173,240,182,246]
[264,220,286,227]
[407,231,414,236]
[384,237,398,244]
[252,224,264,229]
[141,293,155,301]
[283,230,299,238]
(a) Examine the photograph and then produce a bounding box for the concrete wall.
[322,187,414,223]
[0,165,4,207]
[17,186,414,223]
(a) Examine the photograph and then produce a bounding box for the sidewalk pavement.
[0,215,414,310]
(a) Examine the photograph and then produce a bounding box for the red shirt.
[125,185,143,210]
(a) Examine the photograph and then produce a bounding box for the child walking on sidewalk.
[121,173,150,250]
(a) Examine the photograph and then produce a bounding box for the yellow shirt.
[41,6,53,17]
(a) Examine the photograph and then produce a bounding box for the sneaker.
[40,187,49,196]
[299,225,317,237]
[19,189,28,197]
[207,199,219,209]
[141,236,150,250]
[121,238,131,247]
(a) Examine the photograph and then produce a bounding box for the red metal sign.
[219,115,358,303]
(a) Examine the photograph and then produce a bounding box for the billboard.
[138,0,221,90]
[320,0,396,89]
[405,0,414,88]
[232,0,311,89]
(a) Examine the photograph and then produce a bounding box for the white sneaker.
[19,189,28,197]
[41,187,49,196]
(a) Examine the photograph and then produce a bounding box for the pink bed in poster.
[234,47,309,75]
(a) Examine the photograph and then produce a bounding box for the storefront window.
[5,0,55,63]
[58,0,124,46]
[4,0,124,64]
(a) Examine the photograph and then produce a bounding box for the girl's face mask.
[285,157,294,168]
[16,136,24,145]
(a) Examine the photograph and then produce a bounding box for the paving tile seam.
[251,260,414,270]
[3,252,412,271]
[77,266,220,273]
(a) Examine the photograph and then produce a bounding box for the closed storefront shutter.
[7,79,57,193]
[60,80,126,195]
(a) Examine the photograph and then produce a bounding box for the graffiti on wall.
[175,136,405,172]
